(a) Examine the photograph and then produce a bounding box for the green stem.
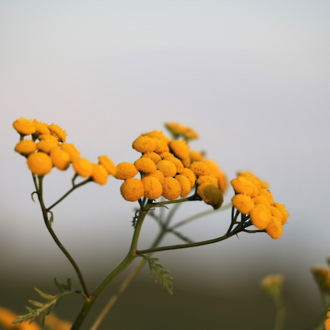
[152,193,201,208]
[47,178,91,211]
[274,306,286,330]
[35,175,90,298]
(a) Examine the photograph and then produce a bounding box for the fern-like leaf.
[141,255,173,294]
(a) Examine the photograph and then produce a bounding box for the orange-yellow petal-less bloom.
[141,176,163,200]
[141,152,162,164]
[50,148,70,171]
[265,216,283,239]
[48,124,67,142]
[162,155,184,174]
[32,119,50,135]
[37,140,59,153]
[27,152,53,176]
[134,158,157,174]
[232,194,254,215]
[197,175,219,188]
[13,117,36,135]
[198,183,223,209]
[120,178,144,201]
[231,177,258,197]
[273,203,289,224]
[98,155,117,176]
[73,158,93,178]
[157,160,177,177]
[132,136,156,154]
[92,164,108,185]
[14,140,37,156]
[60,143,81,162]
[250,204,272,230]
[180,168,196,188]
[175,175,191,198]
[169,140,189,160]
[162,177,181,200]
[189,161,211,177]
[146,170,165,185]
[114,162,138,180]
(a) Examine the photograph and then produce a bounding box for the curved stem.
[35,175,90,298]
[151,193,201,208]
[47,178,91,211]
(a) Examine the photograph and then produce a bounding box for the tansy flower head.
[259,189,274,205]
[269,206,284,224]
[181,157,191,168]
[198,183,223,209]
[14,140,37,156]
[250,204,272,230]
[231,176,258,197]
[162,177,181,200]
[120,178,144,202]
[114,162,138,180]
[165,122,187,137]
[37,139,59,153]
[50,148,70,171]
[73,158,93,178]
[265,216,283,239]
[32,119,50,135]
[146,170,165,185]
[141,152,162,164]
[157,160,177,177]
[141,176,163,200]
[134,158,157,174]
[239,172,262,190]
[169,140,189,160]
[158,152,173,159]
[13,117,36,136]
[261,274,284,298]
[183,127,199,140]
[189,150,204,162]
[180,168,196,188]
[189,161,211,177]
[215,171,228,193]
[252,195,271,208]
[162,155,184,174]
[98,155,116,176]
[48,123,67,142]
[197,175,219,188]
[232,194,254,215]
[60,143,80,162]
[27,152,53,176]
[144,130,170,145]
[132,136,156,154]
[153,138,169,153]
[274,203,289,224]
[175,175,191,198]
[92,164,108,185]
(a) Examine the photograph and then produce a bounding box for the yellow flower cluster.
[325,309,330,330]
[165,122,199,140]
[13,118,116,185]
[231,172,289,239]
[115,125,227,207]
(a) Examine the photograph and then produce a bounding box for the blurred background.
[1,1,330,329]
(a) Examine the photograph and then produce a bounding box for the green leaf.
[28,300,44,308]
[141,255,173,295]
[31,191,37,203]
[54,277,65,292]
[34,288,55,300]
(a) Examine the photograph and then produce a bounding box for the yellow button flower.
[265,216,283,239]
[92,164,109,185]
[215,171,228,193]
[132,136,156,154]
[158,151,173,159]
[73,158,93,178]
[141,176,163,199]
[169,140,189,160]
[134,158,157,174]
[259,189,274,205]
[32,119,50,135]
[27,152,53,176]
[250,204,272,230]
[120,178,144,201]
[14,140,37,156]
[13,117,36,135]
[157,160,177,177]
[252,195,271,208]
[198,183,223,209]
[98,155,117,176]
[165,122,187,136]
[189,161,211,177]
[232,194,254,215]
[37,140,59,153]
[181,157,191,168]
[162,177,181,200]
[231,177,258,197]
[162,155,184,174]
[325,316,330,330]
[146,170,165,185]
[153,138,169,153]
[175,175,191,198]
[60,143,81,162]
[141,152,162,164]
[269,206,284,223]
[183,127,199,140]
[180,168,196,188]
[189,150,204,162]
[114,162,138,180]
[50,148,70,171]
[144,130,170,145]
[273,203,289,224]
[48,123,67,142]
[197,175,219,188]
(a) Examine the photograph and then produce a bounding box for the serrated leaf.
[34,288,55,300]
[28,300,44,308]
[54,277,65,292]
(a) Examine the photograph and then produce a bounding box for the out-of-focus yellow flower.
[14,140,37,156]
[238,172,262,190]
[232,194,254,215]
[0,306,41,329]
[183,127,199,140]
[13,118,36,136]
[144,130,170,145]
[120,178,144,201]
[114,162,138,180]
[250,204,272,230]
[274,203,289,224]
[37,140,58,153]
[48,124,67,142]
[27,152,53,176]
[189,161,211,177]
[132,136,156,154]
[252,195,271,208]
[32,119,50,135]
[162,155,184,174]
[98,156,116,176]
[269,206,284,223]
[157,160,177,177]
[169,140,189,160]
[231,176,258,197]
[325,309,330,330]
[141,152,162,164]
[175,175,191,198]
[265,216,283,239]
[181,157,191,168]
[259,189,274,205]
[198,183,223,209]
[162,177,181,200]
[50,148,70,171]
[134,158,157,174]
[196,175,219,188]
[261,274,284,297]
[153,139,169,153]
[60,143,80,162]
[73,158,93,178]
[189,150,204,162]
[92,164,108,185]
[180,168,196,188]
[141,176,163,200]
[203,159,228,193]
[165,122,187,136]
[311,266,330,294]
[146,170,165,185]
[44,313,72,330]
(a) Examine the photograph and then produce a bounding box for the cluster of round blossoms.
[231,172,289,239]
[13,118,116,185]
[115,127,227,209]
